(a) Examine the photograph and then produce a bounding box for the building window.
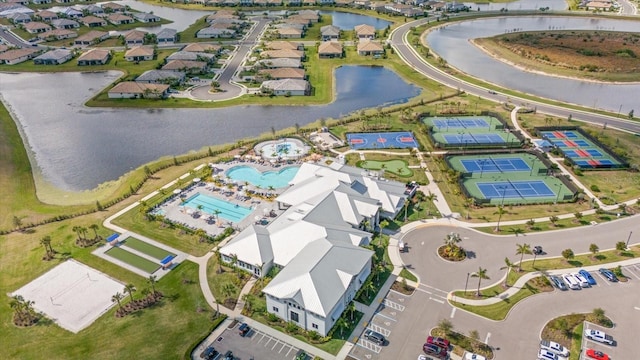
[290,311,299,322]
[312,323,318,329]
[272,306,279,313]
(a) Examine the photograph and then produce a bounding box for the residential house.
[136,69,185,84]
[585,1,614,10]
[133,12,161,23]
[0,48,40,64]
[83,5,104,16]
[264,41,304,51]
[320,25,340,41]
[261,78,310,96]
[23,21,51,34]
[222,0,239,6]
[31,0,52,4]
[267,0,282,5]
[354,24,375,39]
[205,9,237,22]
[445,2,468,12]
[0,45,9,53]
[51,18,79,29]
[124,46,155,62]
[261,49,304,60]
[0,3,34,18]
[54,0,73,3]
[357,40,384,56]
[240,0,253,5]
[36,10,58,22]
[7,0,29,5]
[204,0,224,6]
[318,41,343,58]
[316,0,335,5]
[196,27,236,38]
[108,82,169,99]
[60,7,83,18]
[8,12,31,24]
[38,28,77,40]
[74,30,109,45]
[258,67,305,80]
[33,48,73,65]
[276,27,303,39]
[156,28,178,44]
[182,43,221,53]
[335,0,354,6]
[161,59,208,74]
[287,0,302,5]
[254,0,267,6]
[253,57,302,69]
[124,29,147,45]
[101,2,125,12]
[80,15,106,27]
[166,50,216,63]
[107,13,134,25]
[368,1,387,11]
[77,48,110,65]
[353,0,370,8]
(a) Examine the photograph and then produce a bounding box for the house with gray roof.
[261,78,310,96]
[60,7,83,19]
[253,57,302,69]
[156,28,178,44]
[51,18,79,29]
[133,12,161,23]
[8,12,31,24]
[33,48,73,65]
[320,25,340,41]
[136,70,185,85]
[166,50,216,63]
[196,26,236,38]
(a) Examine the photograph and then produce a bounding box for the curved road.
[389,15,640,135]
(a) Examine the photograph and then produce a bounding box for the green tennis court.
[121,237,175,260]
[105,247,160,273]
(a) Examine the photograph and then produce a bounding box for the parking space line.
[356,338,382,354]
[594,272,611,285]
[415,287,447,300]
[625,266,640,280]
[263,337,273,347]
[271,340,281,350]
[383,298,406,311]
[374,312,397,322]
[419,283,449,295]
[367,324,391,337]
[255,333,266,344]
[285,346,295,357]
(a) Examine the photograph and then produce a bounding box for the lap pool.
[226,165,299,189]
[183,193,252,223]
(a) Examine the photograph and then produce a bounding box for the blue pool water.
[226,166,299,189]
[183,193,252,223]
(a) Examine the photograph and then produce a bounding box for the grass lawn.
[177,15,210,43]
[359,159,413,177]
[206,253,249,309]
[399,268,417,282]
[121,237,175,260]
[518,245,639,273]
[105,246,161,273]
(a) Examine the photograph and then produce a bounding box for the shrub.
[590,184,600,192]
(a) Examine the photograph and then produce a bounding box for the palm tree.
[230,253,239,274]
[444,232,462,252]
[363,280,376,298]
[147,275,157,295]
[335,316,349,337]
[124,284,136,302]
[89,224,99,240]
[72,226,82,241]
[79,226,88,241]
[424,191,437,216]
[220,282,237,304]
[195,228,207,243]
[471,267,489,297]
[242,293,256,314]
[464,197,474,220]
[215,249,224,274]
[347,301,357,321]
[500,257,515,287]
[111,292,124,310]
[40,235,54,259]
[515,243,532,272]
[437,318,453,336]
[494,206,507,232]
[10,295,25,322]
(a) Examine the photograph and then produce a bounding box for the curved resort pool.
[226,166,299,189]
[183,193,252,223]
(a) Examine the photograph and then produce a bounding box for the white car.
[540,340,569,358]
[584,329,614,345]
[538,349,559,360]
[464,353,486,360]
[571,272,590,288]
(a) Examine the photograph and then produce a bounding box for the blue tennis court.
[476,180,555,199]
[432,118,490,129]
[442,133,505,144]
[541,130,579,139]
[347,131,418,149]
[460,157,530,173]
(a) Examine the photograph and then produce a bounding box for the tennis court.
[476,180,555,199]
[539,129,626,169]
[347,131,418,150]
[431,117,490,129]
[442,133,505,144]
[460,157,530,173]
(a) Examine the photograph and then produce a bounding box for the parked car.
[423,343,447,359]
[572,272,591,288]
[540,340,570,358]
[464,352,486,360]
[364,329,386,346]
[584,329,614,345]
[538,348,559,360]
[586,349,609,360]
[294,349,308,360]
[549,275,568,291]
[223,350,234,360]
[562,274,581,290]
[202,346,220,360]
[426,336,450,350]
[533,245,543,255]
[578,269,597,286]
[598,268,618,282]
[238,323,251,337]
[487,90,497,95]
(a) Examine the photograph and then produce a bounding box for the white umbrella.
[193,177,201,183]
[234,154,241,159]
[173,189,182,194]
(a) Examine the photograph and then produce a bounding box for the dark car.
[202,346,219,360]
[549,275,568,291]
[364,329,386,345]
[426,336,450,350]
[578,269,597,286]
[223,350,234,360]
[423,343,447,359]
[598,268,618,282]
[238,323,251,337]
[294,349,308,360]
[533,246,543,255]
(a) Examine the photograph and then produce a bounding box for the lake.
[320,10,392,30]
[0,66,420,191]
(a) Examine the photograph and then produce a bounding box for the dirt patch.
[391,280,415,295]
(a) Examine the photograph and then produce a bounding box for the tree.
[589,243,599,258]
[148,275,157,295]
[195,228,207,243]
[40,235,54,259]
[242,293,256,314]
[444,232,462,252]
[471,267,489,297]
[592,307,605,321]
[363,280,376,298]
[111,292,124,310]
[12,215,23,230]
[561,248,575,262]
[89,224,99,240]
[437,318,453,336]
[124,284,136,302]
[573,212,583,223]
[549,215,559,227]
[215,249,224,274]
[629,109,634,119]
[347,301,356,321]
[469,329,480,341]
[220,282,237,303]
[424,191,437,216]
[465,197,474,220]
[494,206,507,232]
[615,241,627,253]
[515,243,532,272]
[230,253,239,273]
[334,316,349,337]
[526,218,535,229]
[500,257,515,287]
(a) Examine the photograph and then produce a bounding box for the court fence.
[534,126,629,170]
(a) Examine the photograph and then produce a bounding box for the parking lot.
[201,322,305,360]
[580,322,619,360]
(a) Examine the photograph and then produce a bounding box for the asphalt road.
[389,16,640,136]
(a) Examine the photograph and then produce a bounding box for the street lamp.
[464,272,470,295]
[626,231,633,249]
[530,158,537,177]
[500,186,507,206]
[555,184,562,204]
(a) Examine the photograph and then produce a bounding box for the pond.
[118,0,210,32]
[0,66,420,191]
[426,16,640,113]
[320,10,392,30]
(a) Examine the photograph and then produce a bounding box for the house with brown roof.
[357,40,384,56]
[107,13,134,25]
[23,22,51,34]
[162,60,208,74]
[38,28,77,40]
[124,46,155,62]
[585,1,614,10]
[101,2,125,12]
[182,43,221,53]
[261,49,305,60]
[258,67,306,80]
[276,27,303,39]
[206,10,238,23]
[77,48,111,65]
[318,41,343,58]
[0,48,40,64]
[108,82,169,99]
[0,45,9,53]
[354,24,375,40]
[124,29,147,45]
[264,41,304,51]
[36,10,57,22]
[74,30,109,46]
[80,16,106,28]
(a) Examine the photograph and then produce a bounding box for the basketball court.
[346,131,418,150]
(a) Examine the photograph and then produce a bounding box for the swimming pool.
[183,193,252,223]
[226,165,299,189]
[254,138,309,161]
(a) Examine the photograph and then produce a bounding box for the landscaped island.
[473,31,640,83]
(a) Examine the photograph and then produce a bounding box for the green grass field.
[122,237,175,260]
[358,159,413,177]
[105,246,161,273]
